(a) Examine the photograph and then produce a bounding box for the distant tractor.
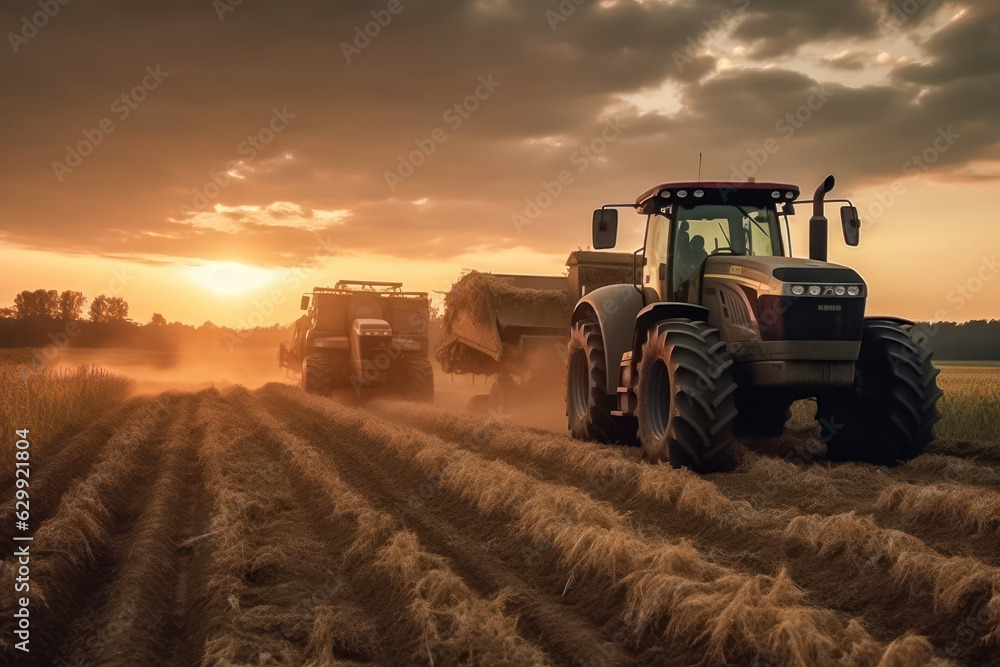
[279,281,434,401]
[568,176,942,472]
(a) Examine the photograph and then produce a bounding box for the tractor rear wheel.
[399,356,435,402]
[817,319,941,465]
[636,319,738,473]
[566,321,633,444]
[302,354,333,396]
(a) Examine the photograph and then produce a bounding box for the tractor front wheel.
[816,319,941,465]
[636,319,738,473]
[566,320,634,444]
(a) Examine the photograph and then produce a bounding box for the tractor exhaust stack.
[809,174,836,261]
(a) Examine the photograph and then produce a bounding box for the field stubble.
[0,363,998,665]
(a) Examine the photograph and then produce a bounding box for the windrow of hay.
[375,532,548,667]
[273,384,905,666]
[374,400,755,530]
[235,390,549,667]
[21,395,179,608]
[0,395,180,659]
[0,362,133,491]
[195,389,333,667]
[877,483,1000,542]
[783,512,1000,643]
[436,271,573,375]
[63,398,197,665]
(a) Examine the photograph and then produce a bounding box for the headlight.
[847,286,860,296]
[834,286,846,296]
[808,285,822,296]
[791,285,805,296]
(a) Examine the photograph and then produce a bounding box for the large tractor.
[279,281,434,401]
[568,176,942,472]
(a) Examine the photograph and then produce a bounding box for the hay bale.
[436,271,572,375]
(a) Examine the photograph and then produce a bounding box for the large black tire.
[566,321,633,444]
[636,319,738,473]
[398,356,434,402]
[817,319,942,465]
[302,354,333,396]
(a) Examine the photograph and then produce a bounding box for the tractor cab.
[630,182,797,304]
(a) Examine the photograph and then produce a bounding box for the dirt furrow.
[55,394,200,666]
[234,389,552,666]
[262,384,923,667]
[254,389,636,666]
[0,399,147,550]
[0,393,185,665]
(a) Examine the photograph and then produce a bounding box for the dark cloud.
[0,0,997,267]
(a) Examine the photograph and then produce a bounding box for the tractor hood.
[701,255,867,344]
[703,255,864,291]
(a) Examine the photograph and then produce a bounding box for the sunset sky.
[2,0,998,327]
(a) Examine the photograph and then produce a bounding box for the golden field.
[0,361,998,666]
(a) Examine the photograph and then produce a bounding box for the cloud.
[0,0,997,268]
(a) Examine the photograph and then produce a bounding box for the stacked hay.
[436,271,572,375]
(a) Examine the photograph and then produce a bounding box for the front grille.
[757,295,864,341]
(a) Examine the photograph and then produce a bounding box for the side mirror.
[592,208,618,249]
[841,206,861,247]
[300,295,310,311]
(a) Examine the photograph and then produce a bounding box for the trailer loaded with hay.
[436,251,637,412]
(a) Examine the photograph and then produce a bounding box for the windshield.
[676,204,783,259]
[668,203,784,300]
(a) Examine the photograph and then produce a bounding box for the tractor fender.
[864,315,913,326]
[632,302,712,367]
[572,284,645,398]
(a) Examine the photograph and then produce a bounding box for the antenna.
[698,152,703,181]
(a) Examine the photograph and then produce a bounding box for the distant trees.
[14,289,59,318]
[7,289,90,320]
[149,313,167,326]
[58,291,87,320]
[89,295,130,323]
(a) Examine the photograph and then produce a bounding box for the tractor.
[279,281,434,401]
[567,175,942,472]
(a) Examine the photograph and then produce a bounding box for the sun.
[188,261,278,297]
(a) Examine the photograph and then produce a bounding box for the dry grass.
[278,385,904,665]
[877,483,1000,540]
[936,366,1000,444]
[227,388,547,666]
[784,512,1000,641]
[0,361,132,486]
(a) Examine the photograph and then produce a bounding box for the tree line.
[0,289,168,326]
